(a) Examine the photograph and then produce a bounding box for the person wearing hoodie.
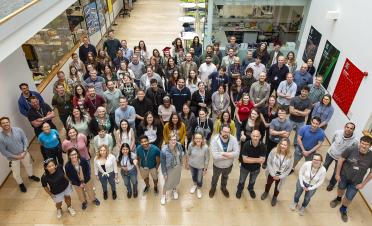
[323,122,359,191]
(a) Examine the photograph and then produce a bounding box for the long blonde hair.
[96,144,109,159]
[274,138,292,158]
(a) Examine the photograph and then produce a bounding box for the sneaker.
[249,190,256,199]
[29,175,40,182]
[133,191,138,198]
[209,188,216,198]
[290,202,297,211]
[190,185,197,194]
[197,188,202,199]
[56,209,62,219]
[172,189,179,200]
[330,198,341,208]
[143,186,150,194]
[93,198,100,206]
[103,191,108,200]
[81,201,88,210]
[127,192,132,199]
[160,195,166,205]
[67,206,76,216]
[326,184,334,192]
[340,210,348,222]
[298,206,305,216]
[271,196,277,206]
[19,183,27,193]
[112,191,117,200]
[154,186,159,194]
[236,190,242,199]
[221,188,229,198]
[261,192,268,200]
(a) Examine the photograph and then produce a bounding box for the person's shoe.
[172,189,179,200]
[340,209,348,222]
[261,192,268,200]
[190,185,197,194]
[298,206,305,216]
[19,183,27,193]
[262,163,267,169]
[103,191,108,200]
[221,188,229,198]
[143,186,150,194]
[56,209,62,219]
[82,201,88,210]
[330,198,341,208]
[290,202,297,211]
[249,190,256,199]
[271,196,277,206]
[133,191,138,198]
[326,184,334,192]
[160,195,166,205]
[127,192,132,199]
[29,175,40,182]
[289,169,295,175]
[67,206,76,216]
[197,188,202,199]
[154,186,159,194]
[93,198,100,206]
[112,191,117,200]
[209,188,216,198]
[236,190,242,199]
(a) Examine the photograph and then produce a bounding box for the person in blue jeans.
[118,143,138,199]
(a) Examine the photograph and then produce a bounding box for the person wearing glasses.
[41,158,76,219]
[290,153,326,216]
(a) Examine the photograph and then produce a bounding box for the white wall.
[296,0,372,208]
[0,48,37,183]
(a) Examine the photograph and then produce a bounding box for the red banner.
[333,58,365,116]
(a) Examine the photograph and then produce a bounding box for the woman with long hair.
[118,143,138,198]
[152,49,164,66]
[149,55,165,78]
[230,77,247,118]
[164,57,178,80]
[260,96,278,147]
[62,127,90,161]
[185,132,209,198]
[179,104,196,145]
[235,92,255,140]
[190,81,212,115]
[138,40,149,61]
[261,138,294,206]
[119,74,138,103]
[160,134,185,205]
[311,94,334,130]
[41,158,76,219]
[172,38,184,56]
[72,85,86,112]
[94,144,118,200]
[96,49,112,73]
[85,52,98,69]
[186,70,201,95]
[38,122,63,165]
[163,112,186,145]
[65,148,100,210]
[69,65,83,89]
[117,61,135,81]
[102,65,118,87]
[114,119,136,152]
[286,51,297,74]
[166,70,179,93]
[211,84,230,120]
[137,111,164,148]
[70,52,86,74]
[89,106,115,136]
[213,110,237,136]
[253,42,270,65]
[190,36,203,57]
[240,108,266,143]
[191,108,214,142]
[66,107,90,137]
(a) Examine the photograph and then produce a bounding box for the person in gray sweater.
[186,132,210,199]
[128,55,146,86]
[209,125,240,198]
[140,66,163,91]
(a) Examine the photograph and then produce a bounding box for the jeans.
[237,167,260,192]
[59,114,69,129]
[41,145,64,166]
[235,119,242,141]
[290,120,305,146]
[190,166,204,188]
[120,168,138,194]
[293,180,317,208]
[323,153,337,187]
[211,164,233,189]
[98,171,116,192]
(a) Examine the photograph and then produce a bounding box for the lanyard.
[143,149,149,166]
[309,164,320,184]
[277,154,287,170]
[36,107,45,118]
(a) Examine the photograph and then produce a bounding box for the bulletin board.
[332,58,365,116]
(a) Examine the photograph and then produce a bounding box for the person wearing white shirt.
[276,73,297,111]
[198,56,217,86]
[247,57,266,80]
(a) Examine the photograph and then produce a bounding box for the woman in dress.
[160,134,185,205]
[311,94,334,130]
[158,96,176,124]
[163,112,186,146]
[118,143,138,199]
[114,119,136,153]
[286,51,297,74]
[261,138,293,206]
[213,110,236,137]
[235,92,255,141]
[93,125,114,154]
[41,158,76,219]
[178,104,196,146]
[38,122,63,165]
[65,148,100,210]
[62,127,90,162]
[89,106,115,136]
[211,84,230,120]
[66,107,91,137]
[94,144,118,200]
[72,85,86,112]
[190,81,212,115]
[186,70,201,95]
[137,111,164,148]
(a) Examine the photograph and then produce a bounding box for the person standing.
[236,130,266,199]
[52,84,73,128]
[136,135,161,194]
[79,36,97,63]
[294,64,313,95]
[118,143,138,199]
[103,80,123,120]
[27,96,56,136]
[160,134,185,205]
[114,97,136,129]
[103,30,121,61]
[18,83,44,117]
[249,72,271,109]
[128,55,146,87]
[267,43,283,67]
[267,56,289,95]
[330,136,372,222]
[179,53,198,79]
[131,89,154,126]
[276,73,297,112]
[62,127,90,162]
[170,78,191,112]
[38,122,63,165]
[198,56,217,86]
[323,122,358,191]
[0,117,40,192]
[290,153,326,216]
[146,79,166,115]
[83,86,106,118]
[84,70,106,96]
[209,125,240,198]
[247,57,266,80]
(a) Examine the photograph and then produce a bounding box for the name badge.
[353,166,359,170]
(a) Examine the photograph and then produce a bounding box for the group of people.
[0,33,371,222]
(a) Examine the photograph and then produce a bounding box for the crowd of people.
[0,31,371,223]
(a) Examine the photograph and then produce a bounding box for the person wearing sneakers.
[41,158,76,219]
[330,136,372,222]
[290,153,326,216]
[236,130,266,199]
[0,117,40,193]
[65,148,100,210]
[160,134,185,205]
[323,122,358,192]
[186,132,210,199]
[261,138,293,206]
[209,125,240,198]
[136,135,161,195]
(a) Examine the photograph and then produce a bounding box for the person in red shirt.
[235,93,254,140]
[83,86,106,118]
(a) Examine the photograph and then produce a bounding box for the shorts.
[139,167,158,180]
[338,175,358,201]
[52,184,73,203]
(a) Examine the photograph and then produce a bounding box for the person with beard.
[199,45,220,66]
[198,55,217,86]
[83,86,106,118]
[169,78,191,112]
[18,83,44,117]
[131,89,154,126]
[27,96,56,136]
[145,79,166,116]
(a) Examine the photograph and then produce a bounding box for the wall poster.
[83,2,100,36]
[302,26,322,62]
[333,58,365,116]
[317,40,340,89]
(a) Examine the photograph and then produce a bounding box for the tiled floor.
[0,0,371,225]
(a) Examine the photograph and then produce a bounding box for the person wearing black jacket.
[65,148,100,210]
[146,79,166,116]
[190,82,212,115]
[131,89,154,126]
[267,56,289,95]
[191,108,214,142]
[78,36,97,63]
[136,112,163,148]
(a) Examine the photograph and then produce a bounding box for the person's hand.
[259,158,265,164]
[282,131,290,137]
[356,183,364,190]
[335,174,341,182]
[203,169,207,175]
[133,159,138,166]
[240,135,246,142]
[185,165,189,170]
[302,150,309,157]
[304,187,309,192]
[96,176,99,180]
[80,183,85,188]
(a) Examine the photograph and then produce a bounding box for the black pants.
[41,145,64,165]
[264,139,278,165]
[211,165,233,189]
